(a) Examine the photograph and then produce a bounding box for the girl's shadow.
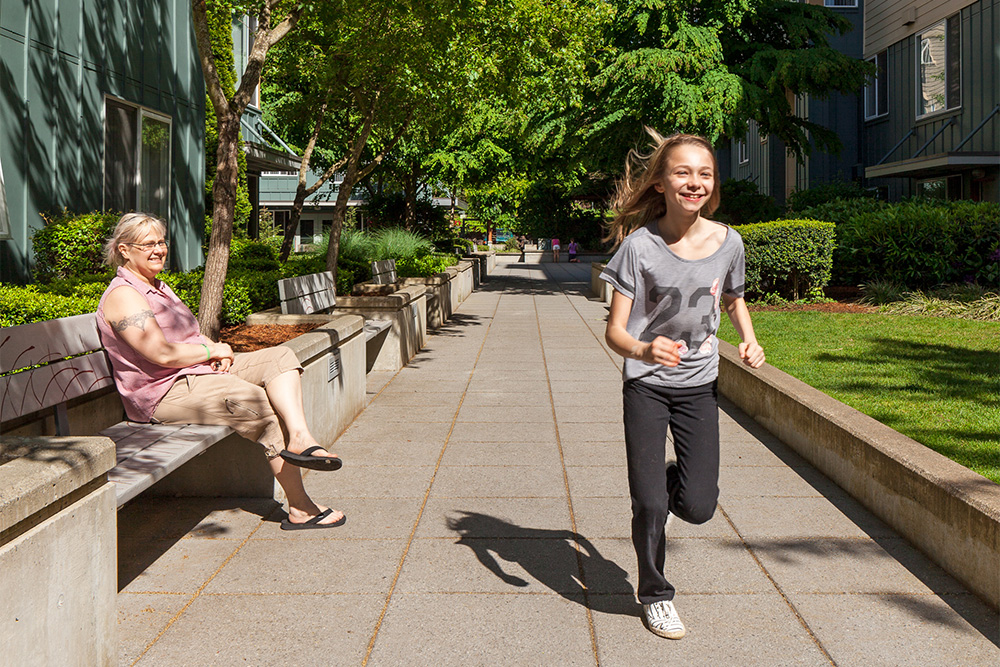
[446,511,636,616]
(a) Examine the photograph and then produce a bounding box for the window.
[737,125,749,164]
[104,98,171,223]
[824,0,857,7]
[0,155,10,240]
[917,175,961,200]
[865,51,888,119]
[299,218,314,242]
[917,17,961,117]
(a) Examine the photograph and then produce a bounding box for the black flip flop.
[279,445,343,471]
[280,508,347,531]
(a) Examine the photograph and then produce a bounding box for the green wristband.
[202,343,211,361]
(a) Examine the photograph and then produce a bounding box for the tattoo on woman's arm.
[112,310,155,332]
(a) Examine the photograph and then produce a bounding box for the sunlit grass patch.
[719,310,1000,484]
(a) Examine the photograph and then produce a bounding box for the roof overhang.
[243,141,301,174]
[866,152,1000,179]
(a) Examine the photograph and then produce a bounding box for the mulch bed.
[749,301,878,314]
[219,323,325,352]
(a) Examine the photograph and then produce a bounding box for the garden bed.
[219,323,324,352]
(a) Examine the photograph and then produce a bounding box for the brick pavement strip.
[118,258,1000,666]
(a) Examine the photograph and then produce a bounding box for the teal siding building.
[0,0,206,282]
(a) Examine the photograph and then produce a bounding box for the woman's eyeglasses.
[127,240,168,252]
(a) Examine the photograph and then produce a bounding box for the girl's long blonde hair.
[604,129,721,250]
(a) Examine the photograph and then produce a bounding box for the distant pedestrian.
[567,239,579,262]
[600,130,765,639]
[551,237,561,262]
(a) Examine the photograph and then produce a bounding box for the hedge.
[740,219,835,300]
[31,211,120,281]
[806,199,1000,288]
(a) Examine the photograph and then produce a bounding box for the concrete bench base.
[1,436,118,665]
[717,341,1000,611]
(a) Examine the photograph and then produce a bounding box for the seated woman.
[96,212,345,530]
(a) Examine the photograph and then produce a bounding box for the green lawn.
[718,310,1000,484]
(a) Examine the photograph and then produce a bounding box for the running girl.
[600,130,765,639]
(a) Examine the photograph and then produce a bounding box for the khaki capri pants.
[152,346,302,459]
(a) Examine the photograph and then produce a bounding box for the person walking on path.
[551,237,561,262]
[600,131,765,639]
[96,213,346,531]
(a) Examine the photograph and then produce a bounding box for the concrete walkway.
[117,258,999,666]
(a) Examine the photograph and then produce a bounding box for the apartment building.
[718,0,999,204]
[862,0,998,201]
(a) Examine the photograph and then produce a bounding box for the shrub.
[740,220,835,300]
[786,180,874,214]
[834,199,999,289]
[396,253,458,278]
[859,278,907,305]
[715,179,783,226]
[0,284,97,327]
[370,227,435,260]
[159,268,280,327]
[229,238,280,272]
[31,210,120,281]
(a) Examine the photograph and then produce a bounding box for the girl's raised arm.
[722,294,765,368]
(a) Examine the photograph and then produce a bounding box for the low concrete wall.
[333,287,428,372]
[525,250,612,264]
[717,341,1000,610]
[591,262,613,304]
[1,436,118,666]
[403,274,452,330]
[447,261,475,307]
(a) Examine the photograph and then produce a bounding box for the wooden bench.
[277,271,392,363]
[370,259,398,285]
[0,314,266,508]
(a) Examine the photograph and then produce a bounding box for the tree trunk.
[198,117,240,339]
[325,157,360,282]
[403,166,419,230]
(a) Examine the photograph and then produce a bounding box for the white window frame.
[737,124,750,164]
[865,51,888,120]
[0,155,10,240]
[824,0,858,7]
[102,96,172,224]
[915,17,962,119]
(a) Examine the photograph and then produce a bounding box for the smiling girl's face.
[654,144,716,219]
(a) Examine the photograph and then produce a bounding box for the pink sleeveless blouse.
[96,267,216,422]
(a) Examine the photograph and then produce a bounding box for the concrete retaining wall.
[524,250,612,264]
[403,274,452,330]
[717,341,1000,610]
[591,262,613,304]
[1,436,118,666]
[329,287,427,373]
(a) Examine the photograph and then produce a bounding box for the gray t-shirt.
[600,221,745,387]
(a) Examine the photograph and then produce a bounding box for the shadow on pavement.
[446,511,637,617]
[719,403,1000,647]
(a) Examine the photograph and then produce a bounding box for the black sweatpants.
[622,379,720,604]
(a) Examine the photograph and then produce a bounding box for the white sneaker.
[643,599,686,639]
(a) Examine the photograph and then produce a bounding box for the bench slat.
[371,259,397,285]
[101,422,235,506]
[278,271,336,314]
[0,352,114,423]
[1,313,103,371]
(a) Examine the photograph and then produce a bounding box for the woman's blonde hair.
[103,212,167,268]
[604,129,720,249]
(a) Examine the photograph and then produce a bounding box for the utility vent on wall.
[328,352,341,382]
